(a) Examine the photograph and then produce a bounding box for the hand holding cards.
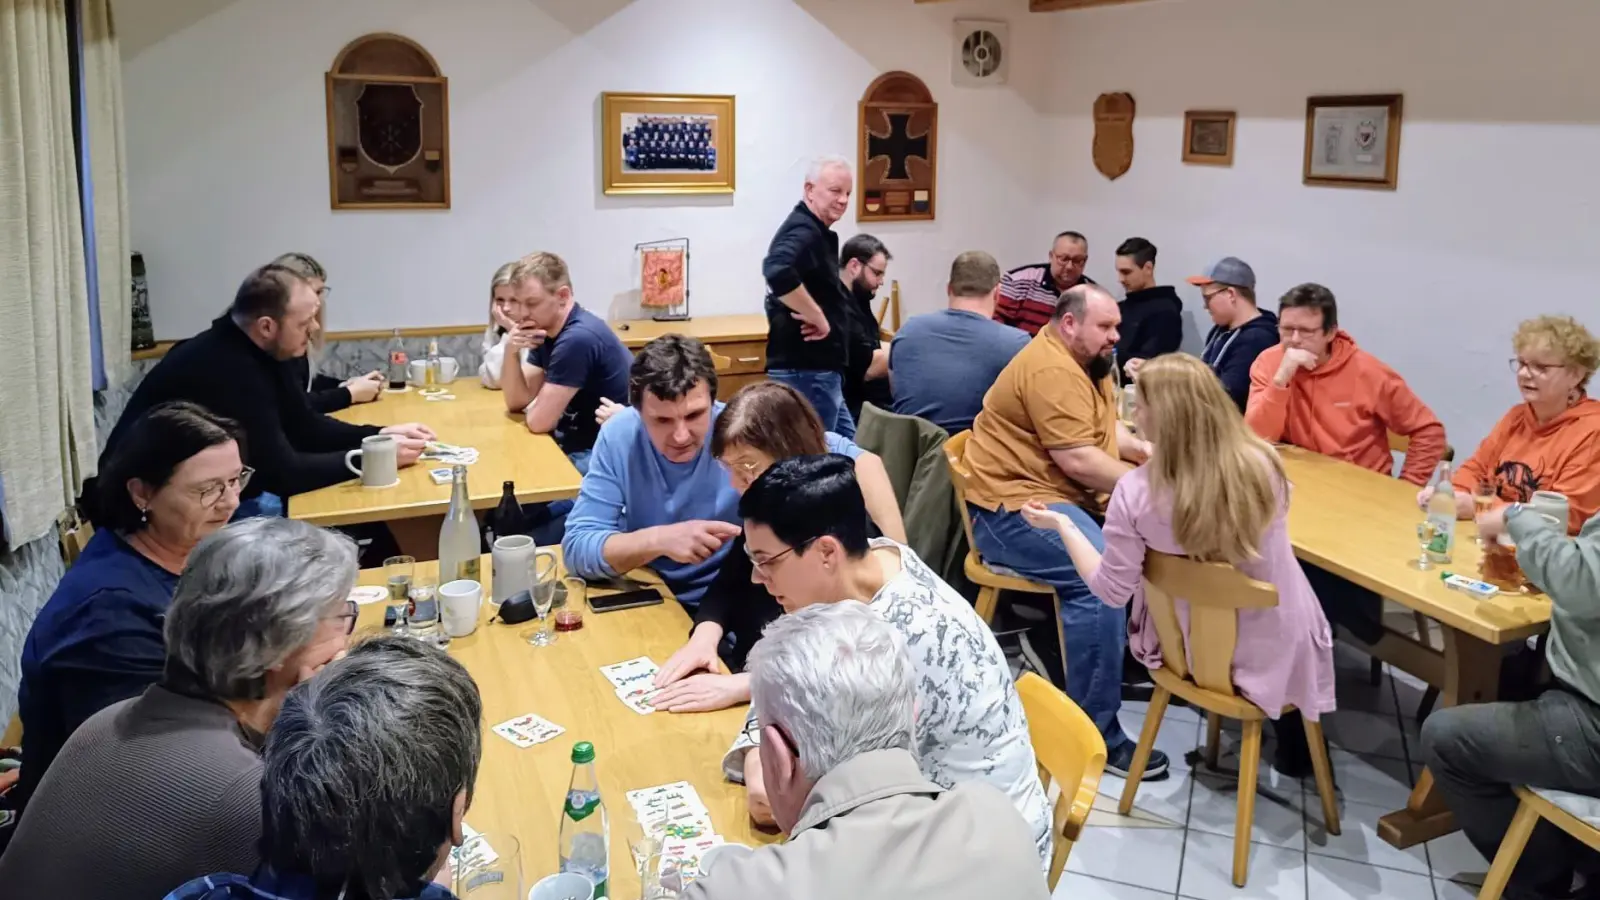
[491,713,565,748]
[601,656,662,715]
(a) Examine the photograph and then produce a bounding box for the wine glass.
[524,583,556,647]
[1410,518,1437,570]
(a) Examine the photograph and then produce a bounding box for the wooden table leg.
[1378,626,1506,848]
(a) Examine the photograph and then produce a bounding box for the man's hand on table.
[382,422,437,441]
[393,438,427,467]
[654,520,742,564]
[343,371,385,404]
[1477,505,1510,543]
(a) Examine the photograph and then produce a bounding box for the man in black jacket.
[101,264,433,518]
[1112,237,1184,381]
[1189,257,1280,412]
[838,233,893,424]
[762,155,857,437]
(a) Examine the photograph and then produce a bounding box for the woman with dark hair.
[11,401,248,814]
[650,381,905,713]
[270,252,384,412]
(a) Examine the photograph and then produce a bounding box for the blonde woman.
[478,261,520,389]
[269,253,383,411]
[1021,353,1335,775]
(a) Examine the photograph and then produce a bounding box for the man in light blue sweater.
[562,336,743,607]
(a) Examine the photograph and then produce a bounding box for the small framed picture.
[1303,94,1403,190]
[1182,110,1236,166]
[601,92,736,195]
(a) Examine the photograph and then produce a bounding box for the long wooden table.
[354,552,777,896]
[289,382,582,528]
[1279,447,1551,848]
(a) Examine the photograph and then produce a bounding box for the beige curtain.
[0,0,98,546]
[81,0,131,387]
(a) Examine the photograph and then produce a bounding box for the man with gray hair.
[762,155,860,437]
[0,518,360,900]
[889,249,1030,433]
[166,634,482,900]
[686,602,1049,900]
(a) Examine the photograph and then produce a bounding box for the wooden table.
[613,314,769,399]
[288,382,582,529]
[1280,447,1551,848]
[354,552,778,896]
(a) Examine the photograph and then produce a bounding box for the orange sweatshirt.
[1452,397,1600,535]
[1246,331,1446,485]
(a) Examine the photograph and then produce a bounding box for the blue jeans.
[232,492,285,521]
[969,501,1130,751]
[766,369,855,438]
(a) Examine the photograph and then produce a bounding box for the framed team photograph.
[1182,110,1236,166]
[601,92,736,195]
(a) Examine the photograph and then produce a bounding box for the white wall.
[118,0,1052,339]
[1038,0,1600,452]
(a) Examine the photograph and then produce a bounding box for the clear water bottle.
[438,465,481,585]
[559,741,609,899]
[1425,461,1457,564]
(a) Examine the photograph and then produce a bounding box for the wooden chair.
[1478,786,1600,900]
[59,510,94,566]
[875,279,903,339]
[1017,671,1106,890]
[1120,550,1341,888]
[709,349,732,374]
[942,431,1061,640]
[2,714,20,747]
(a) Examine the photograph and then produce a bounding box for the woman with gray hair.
[687,602,1049,900]
[166,634,482,900]
[0,518,360,900]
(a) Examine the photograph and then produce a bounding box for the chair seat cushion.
[1532,786,1600,830]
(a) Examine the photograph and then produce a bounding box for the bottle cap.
[571,741,595,763]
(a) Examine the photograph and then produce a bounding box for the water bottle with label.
[559,741,609,899]
[1424,461,1457,564]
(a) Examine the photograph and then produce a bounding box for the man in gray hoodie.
[1422,504,1600,898]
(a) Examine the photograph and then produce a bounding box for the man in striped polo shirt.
[993,231,1096,336]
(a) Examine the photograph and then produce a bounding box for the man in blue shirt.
[497,251,633,463]
[890,251,1029,433]
[562,335,744,607]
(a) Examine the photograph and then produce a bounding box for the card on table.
[615,684,660,715]
[626,781,706,815]
[600,656,660,690]
[490,713,565,748]
[660,834,725,883]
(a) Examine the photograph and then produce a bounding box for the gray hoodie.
[1509,507,1600,704]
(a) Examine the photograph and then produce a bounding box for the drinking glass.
[384,555,415,631]
[525,553,560,647]
[554,576,587,632]
[1410,518,1437,570]
[1472,480,1496,545]
[638,852,687,900]
[453,832,522,900]
[408,574,446,647]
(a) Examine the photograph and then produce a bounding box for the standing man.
[498,251,633,467]
[994,231,1095,336]
[839,234,893,424]
[1189,257,1279,412]
[961,284,1164,780]
[890,251,1029,434]
[763,155,857,437]
[1111,237,1183,380]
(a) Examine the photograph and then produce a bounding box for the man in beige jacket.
[684,601,1049,900]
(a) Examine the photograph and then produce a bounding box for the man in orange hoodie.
[1246,283,1447,485]
[1246,283,1448,651]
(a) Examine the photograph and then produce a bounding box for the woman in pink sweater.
[1021,353,1336,775]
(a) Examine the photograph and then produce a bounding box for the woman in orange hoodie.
[1424,315,1600,535]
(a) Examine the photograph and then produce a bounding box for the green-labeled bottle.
[559,741,609,898]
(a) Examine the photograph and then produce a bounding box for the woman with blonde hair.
[1425,314,1600,535]
[1021,352,1335,775]
[478,260,521,389]
[269,252,383,411]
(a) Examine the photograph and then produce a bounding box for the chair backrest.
[709,349,732,374]
[942,430,983,560]
[1017,671,1106,889]
[1141,551,1279,696]
[59,512,95,566]
[1388,430,1455,463]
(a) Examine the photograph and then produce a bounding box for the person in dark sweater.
[763,155,858,437]
[1112,237,1184,380]
[270,253,385,414]
[102,264,434,517]
[0,518,360,900]
[11,403,245,820]
[1189,257,1280,412]
[839,234,894,424]
[649,382,904,714]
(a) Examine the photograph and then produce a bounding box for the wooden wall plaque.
[858,71,938,222]
[325,33,450,210]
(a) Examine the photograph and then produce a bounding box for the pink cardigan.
[1086,466,1337,720]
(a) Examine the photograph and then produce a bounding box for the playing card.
[660,834,725,883]
[491,720,536,748]
[626,781,703,813]
[491,713,565,748]
[627,782,710,826]
[600,656,659,690]
[447,822,496,877]
[616,684,660,715]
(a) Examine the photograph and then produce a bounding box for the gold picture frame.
[1182,110,1235,166]
[601,92,736,195]
[1303,94,1403,190]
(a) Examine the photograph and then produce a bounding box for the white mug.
[408,359,428,384]
[344,435,398,488]
[437,356,461,384]
[491,535,536,604]
[439,579,483,637]
[697,843,753,876]
[529,873,593,900]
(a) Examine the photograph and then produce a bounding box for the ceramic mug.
[439,579,483,637]
[437,356,461,384]
[491,535,536,604]
[344,434,398,488]
[1528,491,1569,534]
[408,359,428,384]
[529,872,593,900]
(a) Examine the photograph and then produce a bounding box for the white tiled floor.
[1055,645,1493,900]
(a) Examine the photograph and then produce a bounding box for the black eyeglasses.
[329,598,359,635]
[744,536,817,576]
